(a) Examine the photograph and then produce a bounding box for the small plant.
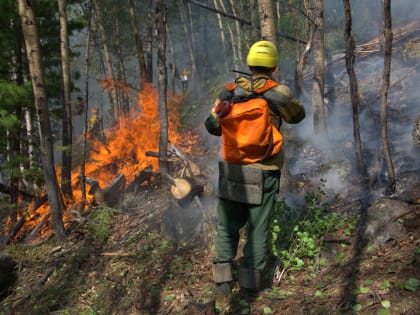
[270,180,350,274]
[88,207,114,243]
[402,278,419,292]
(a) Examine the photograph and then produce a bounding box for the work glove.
[214,100,232,118]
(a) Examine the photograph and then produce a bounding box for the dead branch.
[4,216,26,245]
[25,213,50,242]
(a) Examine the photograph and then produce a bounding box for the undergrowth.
[270,180,358,273]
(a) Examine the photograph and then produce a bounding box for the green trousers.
[214,169,280,271]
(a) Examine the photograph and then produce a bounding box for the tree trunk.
[212,0,228,71]
[295,0,313,98]
[249,0,259,42]
[343,0,368,178]
[258,0,279,80]
[114,18,130,115]
[92,0,119,125]
[145,0,154,83]
[156,0,169,174]
[311,0,328,137]
[178,0,198,85]
[17,0,66,241]
[215,0,238,69]
[380,0,395,193]
[167,25,177,93]
[228,0,243,64]
[80,2,93,210]
[58,0,73,198]
[128,0,147,86]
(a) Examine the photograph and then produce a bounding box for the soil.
[0,178,420,315]
[0,171,419,315]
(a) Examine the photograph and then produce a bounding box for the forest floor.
[0,168,419,315]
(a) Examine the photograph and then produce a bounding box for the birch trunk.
[58,0,73,198]
[216,0,238,68]
[212,0,228,71]
[295,0,313,98]
[311,0,328,137]
[17,0,66,241]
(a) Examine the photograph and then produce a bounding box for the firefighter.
[180,68,190,93]
[205,41,306,295]
[88,107,101,138]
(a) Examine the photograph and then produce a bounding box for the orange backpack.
[218,79,283,164]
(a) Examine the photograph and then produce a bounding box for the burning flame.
[3,83,202,241]
[75,82,200,198]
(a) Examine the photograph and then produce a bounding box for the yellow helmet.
[246,40,278,68]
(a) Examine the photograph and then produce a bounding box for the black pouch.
[217,161,264,205]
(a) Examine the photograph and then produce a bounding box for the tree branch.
[185,0,307,44]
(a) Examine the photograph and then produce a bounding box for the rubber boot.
[212,263,233,296]
[239,267,261,296]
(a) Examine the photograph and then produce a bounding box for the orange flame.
[5,83,203,241]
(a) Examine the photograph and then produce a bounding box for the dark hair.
[249,66,276,74]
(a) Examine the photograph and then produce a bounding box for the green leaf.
[381,300,391,309]
[352,304,362,311]
[358,286,369,294]
[381,280,392,289]
[404,278,419,292]
[378,308,389,315]
[263,306,273,314]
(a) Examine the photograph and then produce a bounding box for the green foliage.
[88,207,114,243]
[0,82,33,110]
[402,278,419,292]
[270,180,354,271]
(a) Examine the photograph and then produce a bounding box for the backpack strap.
[254,79,279,93]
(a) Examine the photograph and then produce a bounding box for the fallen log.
[169,143,201,177]
[86,173,126,207]
[25,213,50,242]
[4,216,26,245]
[167,175,204,204]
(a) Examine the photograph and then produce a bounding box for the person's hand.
[214,100,232,118]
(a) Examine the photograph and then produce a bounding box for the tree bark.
[156,0,169,174]
[212,0,228,71]
[258,0,279,80]
[114,17,130,115]
[380,0,395,192]
[92,0,119,124]
[58,0,73,198]
[80,1,93,210]
[343,0,368,178]
[178,0,198,84]
[311,0,328,137]
[128,0,147,86]
[145,0,154,83]
[17,0,66,241]
[215,0,238,69]
[228,0,243,64]
[249,0,259,42]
